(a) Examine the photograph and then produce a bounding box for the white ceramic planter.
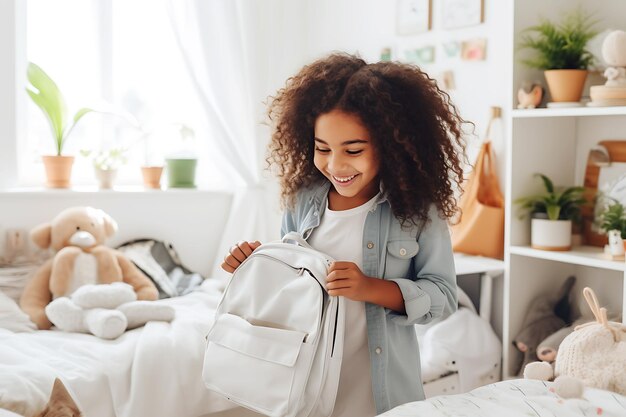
[531,218,572,251]
[95,167,117,189]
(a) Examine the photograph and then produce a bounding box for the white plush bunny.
[525,287,626,397]
[45,282,174,339]
[555,287,626,395]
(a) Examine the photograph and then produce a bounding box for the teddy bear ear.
[30,223,52,249]
[101,211,119,238]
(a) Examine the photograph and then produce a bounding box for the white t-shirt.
[308,193,378,417]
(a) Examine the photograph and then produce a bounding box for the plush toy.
[517,81,544,109]
[19,207,174,339]
[524,287,626,398]
[512,276,576,375]
[535,318,587,362]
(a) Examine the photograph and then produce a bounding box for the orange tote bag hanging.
[451,140,505,259]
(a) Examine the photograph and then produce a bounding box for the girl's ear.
[100,211,118,238]
[30,223,52,249]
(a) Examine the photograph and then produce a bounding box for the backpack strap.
[282,231,314,249]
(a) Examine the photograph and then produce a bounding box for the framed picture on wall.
[396,0,432,35]
[441,0,484,30]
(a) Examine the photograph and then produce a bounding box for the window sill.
[0,185,231,195]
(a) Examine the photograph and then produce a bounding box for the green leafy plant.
[26,62,94,156]
[80,147,128,171]
[599,200,626,238]
[518,9,598,70]
[515,174,586,221]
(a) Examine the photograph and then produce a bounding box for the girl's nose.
[328,154,346,171]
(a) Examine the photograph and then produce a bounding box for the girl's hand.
[221,240,261,273]
[325,261,374,301]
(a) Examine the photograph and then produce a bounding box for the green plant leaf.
[537,173,555,194]
[26,62,68,155]
[514,173,585,222]
[73,107,94,124]
[518,8,597,70]
[546,204,561,220]
[60,107,95,150]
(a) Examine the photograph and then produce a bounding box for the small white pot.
[531,218,572,251]
[95,167,118,189]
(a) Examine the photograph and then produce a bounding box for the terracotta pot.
[544,69,588,102]
[141,166,163,189]
[42,155,74,188]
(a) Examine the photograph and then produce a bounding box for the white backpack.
[202,232,345,417]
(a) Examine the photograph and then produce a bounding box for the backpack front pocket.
[203,313,307,416]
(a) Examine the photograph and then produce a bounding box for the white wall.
[304,0,512,190]
[0,190,232,277]
[0,1,513,273]
[0,0,25,189]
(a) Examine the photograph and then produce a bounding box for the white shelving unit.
[503,0,626,378]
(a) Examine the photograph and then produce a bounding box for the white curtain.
[166,0,309,279]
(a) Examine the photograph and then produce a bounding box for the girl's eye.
[346,150,363,155]
[315,147,330,153]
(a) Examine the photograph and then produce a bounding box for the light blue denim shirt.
[281,181,457,414]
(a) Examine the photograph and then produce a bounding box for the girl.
[221,53,466,416]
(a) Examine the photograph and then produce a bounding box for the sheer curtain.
[166,0,309,279]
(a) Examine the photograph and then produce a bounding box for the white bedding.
[0,279,237,417]
[378,379,626,417]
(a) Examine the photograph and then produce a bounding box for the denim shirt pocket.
[384,239,419,278]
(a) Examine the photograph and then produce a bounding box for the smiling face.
[313,109,380,210]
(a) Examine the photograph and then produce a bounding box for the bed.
[0,254,503,417]
[378,378,626,417]
[0,278,236,417]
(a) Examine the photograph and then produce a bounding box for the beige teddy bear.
[524,287,626,398]
[20,206,173,339]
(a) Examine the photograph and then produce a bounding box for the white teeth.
[333,174,356,183]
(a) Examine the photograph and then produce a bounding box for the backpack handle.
[282,231,314,249]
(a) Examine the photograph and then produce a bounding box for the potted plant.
[165,123,198,189]
[515,174,586,251]
[80,147,128,189]
[599,200,626,238]
[518,9,597,104]
[26,62,95,188]
[595,199,626,258]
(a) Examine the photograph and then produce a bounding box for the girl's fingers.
[221,261,236,273]
[326,280,351,291]
[223,253,240,269]
[328,261,355,273]
[250,241,262,249]
[326,270,347,282]
[237,241,253,257]
[230,245,246,262]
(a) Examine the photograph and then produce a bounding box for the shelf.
[454,253,505,276]
[509,245,625,272]
[512,106,626,119]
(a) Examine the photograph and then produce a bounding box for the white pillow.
[0,290,36,332]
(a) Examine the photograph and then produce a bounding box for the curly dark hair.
[267,53,468,227]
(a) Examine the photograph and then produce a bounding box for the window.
[25,0,220,187]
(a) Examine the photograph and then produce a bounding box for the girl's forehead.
[314,110,370,143]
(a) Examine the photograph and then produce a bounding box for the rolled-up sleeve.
[387,206,457,325]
